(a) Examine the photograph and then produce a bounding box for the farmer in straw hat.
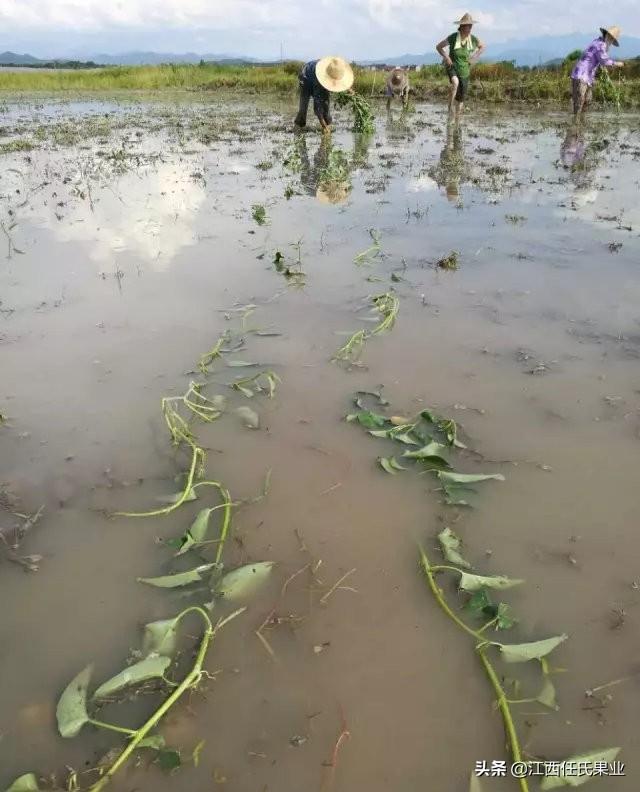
[436,12,485,118]
[294,56,354,134]
[570,26,624,116]
[386,68,410,111]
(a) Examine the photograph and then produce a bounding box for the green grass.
[0,62,638,107]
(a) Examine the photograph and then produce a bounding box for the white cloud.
[1,0,638,56]
[0,0,299,32]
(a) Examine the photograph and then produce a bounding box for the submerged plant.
[370,291,399,334]
[252,204,268,225]
[332,292,400,364]
[436,250,459,270]
[354,229,382,266]
[53,606,245,792]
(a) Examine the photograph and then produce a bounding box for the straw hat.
[315,56,354,93]
[316,179,351,205]
[455,12,477,25]
[390,68,405,85]
[600,26,621,46]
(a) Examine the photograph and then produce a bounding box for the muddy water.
[1,97,639,792]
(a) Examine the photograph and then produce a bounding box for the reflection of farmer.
[560,124,586,169]
[570,26,624,116]
[298,135,351,205]
[294,56,354,134]
[560,123,599,205]
[436,12,485,118]
[434,122,466,202]
[385,68,410,110]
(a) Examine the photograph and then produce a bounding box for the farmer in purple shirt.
[571,26,624,116]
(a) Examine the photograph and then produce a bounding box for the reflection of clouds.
[571,187,600,208]
[49,162,206,271]
[407,175,438,193]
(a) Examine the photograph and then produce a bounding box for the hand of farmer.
[322,125,332,136]
[445,57,453,67]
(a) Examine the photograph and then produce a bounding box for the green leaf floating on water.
[391,433,419,445]
[540,747,620,789]
[138,734,167,750]
[138,563,216,589]
[227,360,260,367]
[459,572,524,592]
[175,508,215,556]
[499,634,568,664]
[404,441,449,459]
[157,488,197,505]
[143,617,180,657]
[93,654,171,700]
[346,410,388,430]
[438,527,471,568]
[466,591,517,630]
[441,483,477,507]
[56,663,93,738]
[158,749,182,772]
[378,456,406,474]
[438,471,505,485]
[216,561,274,601]
[354,389,389,408]
[537,676,559,710]
[4,774,40,792]
[494,602,517,630]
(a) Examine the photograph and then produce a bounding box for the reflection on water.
[46,160,207,270]
[433,121,468,203]
[1,100,640,792]
[298,132,373,204]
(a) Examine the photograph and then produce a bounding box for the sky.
[1,0,638,59]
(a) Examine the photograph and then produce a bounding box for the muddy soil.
[1,97,639,792]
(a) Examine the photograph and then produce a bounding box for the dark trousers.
[295,82,331,127]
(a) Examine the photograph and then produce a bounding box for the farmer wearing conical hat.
[570,26,624,116]
[294,56,354,134]
[436,12,485,118]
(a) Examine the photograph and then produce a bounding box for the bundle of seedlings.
[335,91,375,134]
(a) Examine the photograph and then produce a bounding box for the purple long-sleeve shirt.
[571,37,615,85]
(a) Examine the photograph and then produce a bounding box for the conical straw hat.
[316,179,351,205]
[315,56,354,93]
[455,12,478,25]
[600,26,621,46]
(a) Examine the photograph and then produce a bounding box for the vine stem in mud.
[419,547,529,792]
[192,481,232,564]
[89,606,245,792]
[114,443,203,518]
[419,548,487,642]
[477,649,530,792]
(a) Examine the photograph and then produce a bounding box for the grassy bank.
[0,61,639,107]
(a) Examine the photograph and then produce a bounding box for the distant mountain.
[4,33,640,70]
[85,51,259,65]
[0,49,260,66]
[363,33,640,67]
[0,51,43,65]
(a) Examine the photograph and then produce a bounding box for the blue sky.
[1,0,638,58]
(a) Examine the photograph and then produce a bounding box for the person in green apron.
[436,12,485,118]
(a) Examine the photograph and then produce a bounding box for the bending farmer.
[436,12,485,118]
[386,68,410,110]
[294,56,354,134]
[571,26,624,116]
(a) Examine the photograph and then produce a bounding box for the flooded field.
[1,96,640,792]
